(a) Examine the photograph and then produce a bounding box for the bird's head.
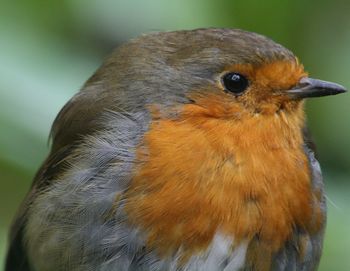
[96,28,345,121]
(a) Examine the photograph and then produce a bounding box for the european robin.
[6,28,347,271]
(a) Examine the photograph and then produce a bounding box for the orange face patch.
[223,60,307,92]
[212,60,308,114]
[123,99,323,264]
[181,60,308,118]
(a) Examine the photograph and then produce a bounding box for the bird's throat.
[124,105,323,264]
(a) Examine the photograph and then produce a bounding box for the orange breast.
[124,102,323,263]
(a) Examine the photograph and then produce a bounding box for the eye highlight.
[222,72,249,95]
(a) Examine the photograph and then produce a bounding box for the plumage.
[5,28,345,271]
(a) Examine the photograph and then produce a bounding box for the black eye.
[222,72,249,95]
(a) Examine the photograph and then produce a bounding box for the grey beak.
[287,77,347,99]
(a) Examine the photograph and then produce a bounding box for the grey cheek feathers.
[24,110,150,271]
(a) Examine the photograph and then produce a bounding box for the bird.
[5,28,347,271]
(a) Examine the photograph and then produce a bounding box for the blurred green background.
[1,0,349,270]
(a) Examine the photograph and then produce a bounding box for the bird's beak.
[287,77,347,99]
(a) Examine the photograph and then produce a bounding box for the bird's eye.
[222,72,249,95]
